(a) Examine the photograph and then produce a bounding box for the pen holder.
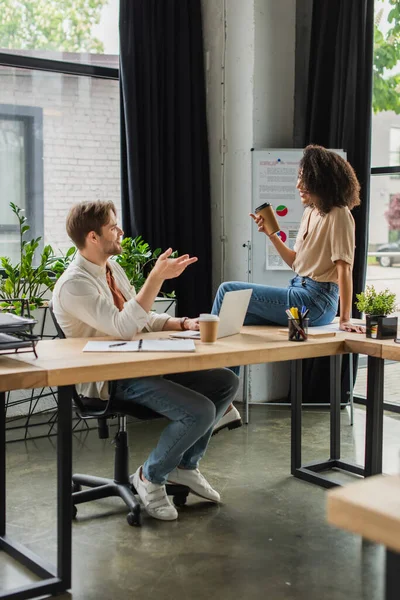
[288,317,309,342]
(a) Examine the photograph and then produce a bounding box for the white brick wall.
[0,67,121,253]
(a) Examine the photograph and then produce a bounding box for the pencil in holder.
[288,317,309,342]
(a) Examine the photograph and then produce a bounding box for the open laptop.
[171,289,252,340]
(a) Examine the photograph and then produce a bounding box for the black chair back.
[47,300,161,423]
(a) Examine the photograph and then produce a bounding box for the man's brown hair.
[298,145,361,215]
[66,200,117,249]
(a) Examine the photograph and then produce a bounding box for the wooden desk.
[9,327,347,386]
[379,338,400,362]
[327,475,400,600]
[0,327,389,599]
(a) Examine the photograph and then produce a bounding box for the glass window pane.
[371,0,400,168]
[367,174,400,318]
[0,66,120,264]
[0,0,119,67]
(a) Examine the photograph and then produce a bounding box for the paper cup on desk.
[288,318,309,342]
[199,314,220,343]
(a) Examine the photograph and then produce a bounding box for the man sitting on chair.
[52,200,239,521]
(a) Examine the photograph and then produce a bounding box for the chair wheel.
[72,505,77,519]
[173,494,188,507]
[72,482,82,493]
[127,508,141,527]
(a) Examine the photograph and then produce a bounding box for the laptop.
[171,289,252,340]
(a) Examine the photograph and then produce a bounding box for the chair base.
[71,424,190,525]
[72,474,190,522]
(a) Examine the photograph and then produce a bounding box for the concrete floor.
[2,404,400,600]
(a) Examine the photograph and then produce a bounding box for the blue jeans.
[114,369,239,484]
[211,275,339,374]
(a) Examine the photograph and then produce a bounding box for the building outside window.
[0,0,120,263]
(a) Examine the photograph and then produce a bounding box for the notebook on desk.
[83,339,196,352]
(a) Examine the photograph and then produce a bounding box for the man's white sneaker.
[132,467,178,521]
[212,405,242,436]
[167,468,220,503]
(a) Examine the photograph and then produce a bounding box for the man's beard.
[103,240,122,257]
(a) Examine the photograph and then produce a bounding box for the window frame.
[0,104,44,254]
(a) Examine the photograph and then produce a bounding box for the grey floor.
[2,404,400,600]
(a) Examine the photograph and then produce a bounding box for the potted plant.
[0,203,76,316]
[114,235,176,314]
[355,285,398,339]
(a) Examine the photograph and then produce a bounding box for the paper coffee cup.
[198,314,220,343]
[254,202,280,235]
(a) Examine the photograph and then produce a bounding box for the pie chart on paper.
[276,205,288,217]
[277,230,287,243]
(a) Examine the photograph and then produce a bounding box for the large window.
[354,0,400,409]
[0,1,119,264]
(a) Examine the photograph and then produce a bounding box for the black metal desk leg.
[291,359,302,474]
[386,549,400,600]
[57,385,73,589]
[365,356,384,477]
[330,355,341,460]
[0,392,5,537]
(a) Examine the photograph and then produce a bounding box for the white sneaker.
[167,468,220,503]
[132,467,178,521]
[212,405,242,436]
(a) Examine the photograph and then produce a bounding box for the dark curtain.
[119,0,212,317]
[295,0,374,402]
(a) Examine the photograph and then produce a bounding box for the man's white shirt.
[52,252,171,399]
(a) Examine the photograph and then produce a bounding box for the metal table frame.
[1,386,73,600]
[291,354,384,488]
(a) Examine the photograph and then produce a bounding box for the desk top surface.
[0,325,390,390]
[327,475,400,553]
[0,326,347,389]
[0,354,47,392]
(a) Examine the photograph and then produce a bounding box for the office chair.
[48,302,190,526]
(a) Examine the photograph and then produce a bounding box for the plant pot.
[365,314,398,339]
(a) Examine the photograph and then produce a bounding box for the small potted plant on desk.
[355,285,398,339]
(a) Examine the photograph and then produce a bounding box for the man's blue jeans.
[211,275,339,375]
[114,369,239,484]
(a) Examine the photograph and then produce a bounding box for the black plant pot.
[365,315,398,339]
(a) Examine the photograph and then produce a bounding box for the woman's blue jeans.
[211,275,339,375]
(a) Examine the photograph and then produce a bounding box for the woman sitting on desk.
[212,144,365,356]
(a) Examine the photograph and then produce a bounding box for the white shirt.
[52,252,171,400]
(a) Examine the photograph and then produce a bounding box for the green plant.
[0,203,76,313]
[355,285,398,316]
[114,236,176,298]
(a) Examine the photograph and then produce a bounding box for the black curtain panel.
[119,0,212,317]
[294,0,374,402]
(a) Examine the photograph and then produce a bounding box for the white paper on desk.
[170,330,201,339]
[309,322,366,333]
[83,339,196,352]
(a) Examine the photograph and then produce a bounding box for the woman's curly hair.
[298,145,361,214]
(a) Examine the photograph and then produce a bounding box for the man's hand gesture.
[151,248,198,282]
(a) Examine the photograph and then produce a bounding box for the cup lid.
[255,202,271,212]
[198,314,220,322]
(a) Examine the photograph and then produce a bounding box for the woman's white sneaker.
[167,468,220,503]
[132,467,178,521]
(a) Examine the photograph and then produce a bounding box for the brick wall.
[0,67,121,253]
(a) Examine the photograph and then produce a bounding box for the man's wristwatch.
[180,316,189,331]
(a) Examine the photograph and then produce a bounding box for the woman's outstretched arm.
[250,213,296,268]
